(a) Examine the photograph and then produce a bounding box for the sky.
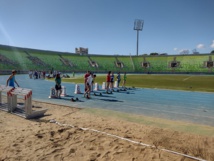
[0,0,214,56]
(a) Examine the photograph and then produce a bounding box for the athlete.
[106,71,111,92]
[6,70,19,88]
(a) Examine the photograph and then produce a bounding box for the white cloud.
[210,40,214,48]
[173,48,178,51]
[196,44,205,49]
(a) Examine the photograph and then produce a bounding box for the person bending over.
[84,72,94,99]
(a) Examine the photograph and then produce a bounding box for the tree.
[160,53,168,55]
[150,52,159,56]
[211,50,214,54]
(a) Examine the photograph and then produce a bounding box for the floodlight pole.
[134,19,144,56]
[136,30,139,56]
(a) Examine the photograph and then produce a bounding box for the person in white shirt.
[84,72,95,99]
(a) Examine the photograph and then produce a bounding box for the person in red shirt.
[84,71,90,91]
[106,71,111,93]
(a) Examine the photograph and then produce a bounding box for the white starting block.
[74,84,81,94]
[49,86,67,98]
[49,87,57,98]
[114,81,118,88]
[0,85,47,119]
[94,83,100,91]
[102,82,106,90]
[61,86,67,96]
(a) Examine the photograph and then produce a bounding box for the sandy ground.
[0,99,214,161]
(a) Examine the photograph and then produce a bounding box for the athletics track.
[0,74,214,127]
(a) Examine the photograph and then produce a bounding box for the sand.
[0,100,214,161]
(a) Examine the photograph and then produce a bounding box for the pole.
[136,30,139,56]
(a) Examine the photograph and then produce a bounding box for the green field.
[61,74,214,92]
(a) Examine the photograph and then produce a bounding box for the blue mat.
[0,74,214,126]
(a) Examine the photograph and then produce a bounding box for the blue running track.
[0,75,214,126]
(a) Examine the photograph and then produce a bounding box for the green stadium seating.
[0,45,213,74]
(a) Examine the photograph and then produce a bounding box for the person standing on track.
[106,71,111,93]
[55,73,62,98]
[117,72,121,88]
[110,72,114,91]
[122,72,127,88]
[84,71,90,92]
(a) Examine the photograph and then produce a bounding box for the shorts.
[55,85,62,90]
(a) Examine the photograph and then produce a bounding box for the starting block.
[49,86,67,98]
[102,82,106,90]
[60,86,67,96]
[71,97,79,102]
[114,81,118,88]
[74,84,82,94]
[93,92,102,96]
[94,83,100,91]
[49,87,57,98]
[0,85,47,119]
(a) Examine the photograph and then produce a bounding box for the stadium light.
[134,19,144,56]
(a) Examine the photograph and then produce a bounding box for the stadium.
[0,44,214,74]
[0,44,214,161]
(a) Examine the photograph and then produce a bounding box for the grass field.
[61,74,214,92]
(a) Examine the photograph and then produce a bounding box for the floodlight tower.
[134,19,144,56]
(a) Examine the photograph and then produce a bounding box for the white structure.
[75,47,88,55]
[114,81,118,88]
[49,87,57,98]
[0,85,14,111]
[0,85,47,119]
[94,83,99,91]
[102,82,106,90]
[60,86,67,96]
[49,86,67,98]
[74,84,81,94]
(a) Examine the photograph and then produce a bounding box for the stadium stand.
[88,56,99,68]
[25,51,50,68]
[0,48,36,71]
[89,55,117,72]
[59,55,74,68]
[62,54,95,72]
[0,44,213,74]
[115,56,134,72]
